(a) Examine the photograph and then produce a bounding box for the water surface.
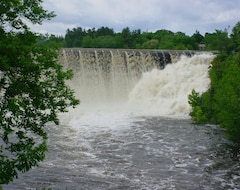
[4,115,240,190]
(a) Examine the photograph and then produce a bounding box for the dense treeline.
[38,26,231,51]
[188,21,240,145]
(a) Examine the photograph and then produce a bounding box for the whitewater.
[4,53,240,190]
[63,53,213,119]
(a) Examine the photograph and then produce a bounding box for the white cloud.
[34,0,240,36]
[30,22,76,36]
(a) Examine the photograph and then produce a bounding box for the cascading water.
[59,48,177,105]
[4,49,240,190]
[58,48,212,117]
[128,54,213,117]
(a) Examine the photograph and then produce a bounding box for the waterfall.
[59,48,196,72]
[128,54,214,116]
[58,48,214,117]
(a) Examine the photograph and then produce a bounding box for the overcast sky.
[32,0,240,36]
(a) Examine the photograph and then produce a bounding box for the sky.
[31,0,240,36]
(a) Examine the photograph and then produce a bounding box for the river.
[4,115,240,189]
[3,52,240,189]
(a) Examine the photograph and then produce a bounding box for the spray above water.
[59,49,214,118]
[128,54,214,117]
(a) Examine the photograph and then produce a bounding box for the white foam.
[61,53,214,129]
[127,53,214,117]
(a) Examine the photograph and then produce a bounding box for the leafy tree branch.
[0,0,79,184]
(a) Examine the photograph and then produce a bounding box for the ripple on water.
[3,116,240,190]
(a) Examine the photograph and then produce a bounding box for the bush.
[188,21,240,145]
[189,53,240,144]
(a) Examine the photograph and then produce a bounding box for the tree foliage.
[188,22,240,145]
[0,0,55,30]
[0,0,79,184]
[44,26,231,51]
[230,22,240,52]
[204,30,232,52]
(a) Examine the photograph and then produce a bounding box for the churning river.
[3,51,240,189]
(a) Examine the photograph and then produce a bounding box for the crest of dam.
[58,48,204,72]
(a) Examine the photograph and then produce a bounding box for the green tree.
[173,32,197,50]
[191,30,204,44]
[154,30,175,49]
[0,0,79,184]
[94,35,120,48]
[188,22,240,145]
[204,30,232,52]
[121,27,137,48]
[230,21,240,52]
[142,39,159,49]
[82,36,94,48]
[96,26,114,37]
[65,27,86,47]
[213,59,240,142]
[37,34,66,48]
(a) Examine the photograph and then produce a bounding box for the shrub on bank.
[188,22,240,145]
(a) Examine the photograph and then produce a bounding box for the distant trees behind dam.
[37,26,232,52]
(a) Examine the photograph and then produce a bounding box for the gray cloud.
[33,0,240,36]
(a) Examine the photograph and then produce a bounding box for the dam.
[58,48,213,113]
[58,48,199,72]
[5,49,240,190]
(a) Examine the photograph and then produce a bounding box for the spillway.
[58,48,213,117]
